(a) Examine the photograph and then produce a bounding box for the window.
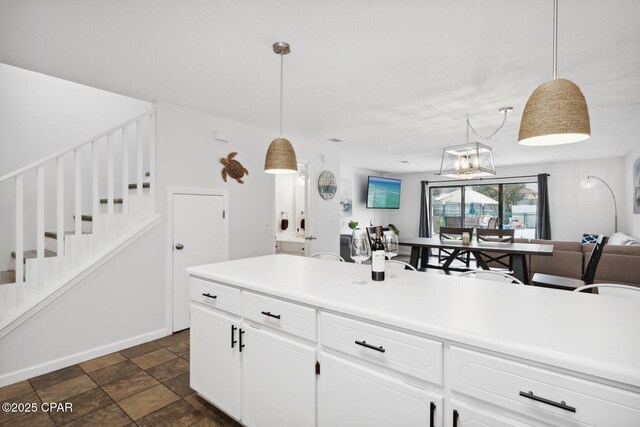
[429,181,538,238]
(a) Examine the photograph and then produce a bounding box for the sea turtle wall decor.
[220,152,249,184]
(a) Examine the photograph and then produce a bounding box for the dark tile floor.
[0,330,242,426]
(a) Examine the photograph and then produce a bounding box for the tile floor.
[0,330,242,426]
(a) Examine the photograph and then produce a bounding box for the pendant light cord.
[279,53,284,136]
[553,0,558,79]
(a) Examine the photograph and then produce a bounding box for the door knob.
[175,243,184,250]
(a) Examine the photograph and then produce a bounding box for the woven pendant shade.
[264,138,297,173]
[518,78,590,146]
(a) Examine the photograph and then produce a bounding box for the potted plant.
[348,220,359,237]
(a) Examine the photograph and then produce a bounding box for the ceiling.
[1,0,639,173]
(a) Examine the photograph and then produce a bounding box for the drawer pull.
[231,325,237,348]
[355,340,385,353]
[453,409,459,427]
[519,391,576,413]
[261,311,281,319]
[430,402,436,427]
[202,293,217,299]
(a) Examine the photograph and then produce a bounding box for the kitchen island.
[187,254,640,427]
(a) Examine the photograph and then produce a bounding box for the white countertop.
[187,254,640,388]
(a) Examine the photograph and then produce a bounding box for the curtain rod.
[422,173,550,184]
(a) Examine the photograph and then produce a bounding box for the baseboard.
[0,327,170,388]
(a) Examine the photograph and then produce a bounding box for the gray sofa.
[527,233,640,287]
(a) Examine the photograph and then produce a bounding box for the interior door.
[173,193,226,331]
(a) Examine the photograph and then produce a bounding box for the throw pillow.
[581,233,599,244]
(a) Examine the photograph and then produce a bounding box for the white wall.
[624,145,640,238]
[0,221,166,386]
[339,165,390,234]
[387,157,626,242]
[155,101,340,259]
[0,64,150,175]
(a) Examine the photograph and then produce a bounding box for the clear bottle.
[371,227,386,281]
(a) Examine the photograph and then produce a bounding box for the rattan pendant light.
[518,0,590,146]
[264,42,298,174]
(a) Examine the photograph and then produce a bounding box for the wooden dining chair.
[532,235,608,290]
[475,228,515,271]
[438,227,473,267]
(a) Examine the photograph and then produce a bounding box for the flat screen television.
[366,176,401,209]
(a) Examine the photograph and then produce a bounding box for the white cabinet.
[242,326,316,427]
[449,346,640,427]
[276,241,306,256]
[319,353,442,427]
[191,278,317,427]
[447,400,532,427]
[190,304,241,420]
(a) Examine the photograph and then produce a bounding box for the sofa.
[527,233,640,287]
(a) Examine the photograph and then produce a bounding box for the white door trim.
[166,187,229,331]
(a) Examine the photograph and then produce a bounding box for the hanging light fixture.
[264,42,298,174]
[518,0,590,146]
[439,108,511,179]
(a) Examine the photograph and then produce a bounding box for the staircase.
[0,110,157,328]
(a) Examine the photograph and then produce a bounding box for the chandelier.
[439,107,511,179]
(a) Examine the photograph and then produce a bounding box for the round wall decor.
[318,170,337,200]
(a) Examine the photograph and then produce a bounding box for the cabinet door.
[448,400,533,427]
[190,304,241,420]
[242,325,316,427]
[319,353,443,427]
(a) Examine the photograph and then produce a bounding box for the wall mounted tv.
[366,176,401,209]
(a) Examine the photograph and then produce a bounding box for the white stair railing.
[0,109,156,320]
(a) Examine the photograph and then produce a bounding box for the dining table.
[398,237,554,285]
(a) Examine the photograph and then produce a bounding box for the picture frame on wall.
[634,157,640,214]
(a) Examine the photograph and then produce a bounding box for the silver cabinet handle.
[175,243,184,250]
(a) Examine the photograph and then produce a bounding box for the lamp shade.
[264,138,297,174]
[518,78,590,146]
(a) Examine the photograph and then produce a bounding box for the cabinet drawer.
[279,242,305,254]
[243,291,317,341]
[320,312,443,385]
[191,277,241,316]
[449,346,640,426]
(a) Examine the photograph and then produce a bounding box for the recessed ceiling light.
[398,160,410,164]
[328,138,342,143]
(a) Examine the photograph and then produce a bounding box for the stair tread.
[11,249,57,263]
[145,171,150,177]
[45,231,91,239]
[128,182,150,189]
[73,214,93,221]
[0,269,18,285]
